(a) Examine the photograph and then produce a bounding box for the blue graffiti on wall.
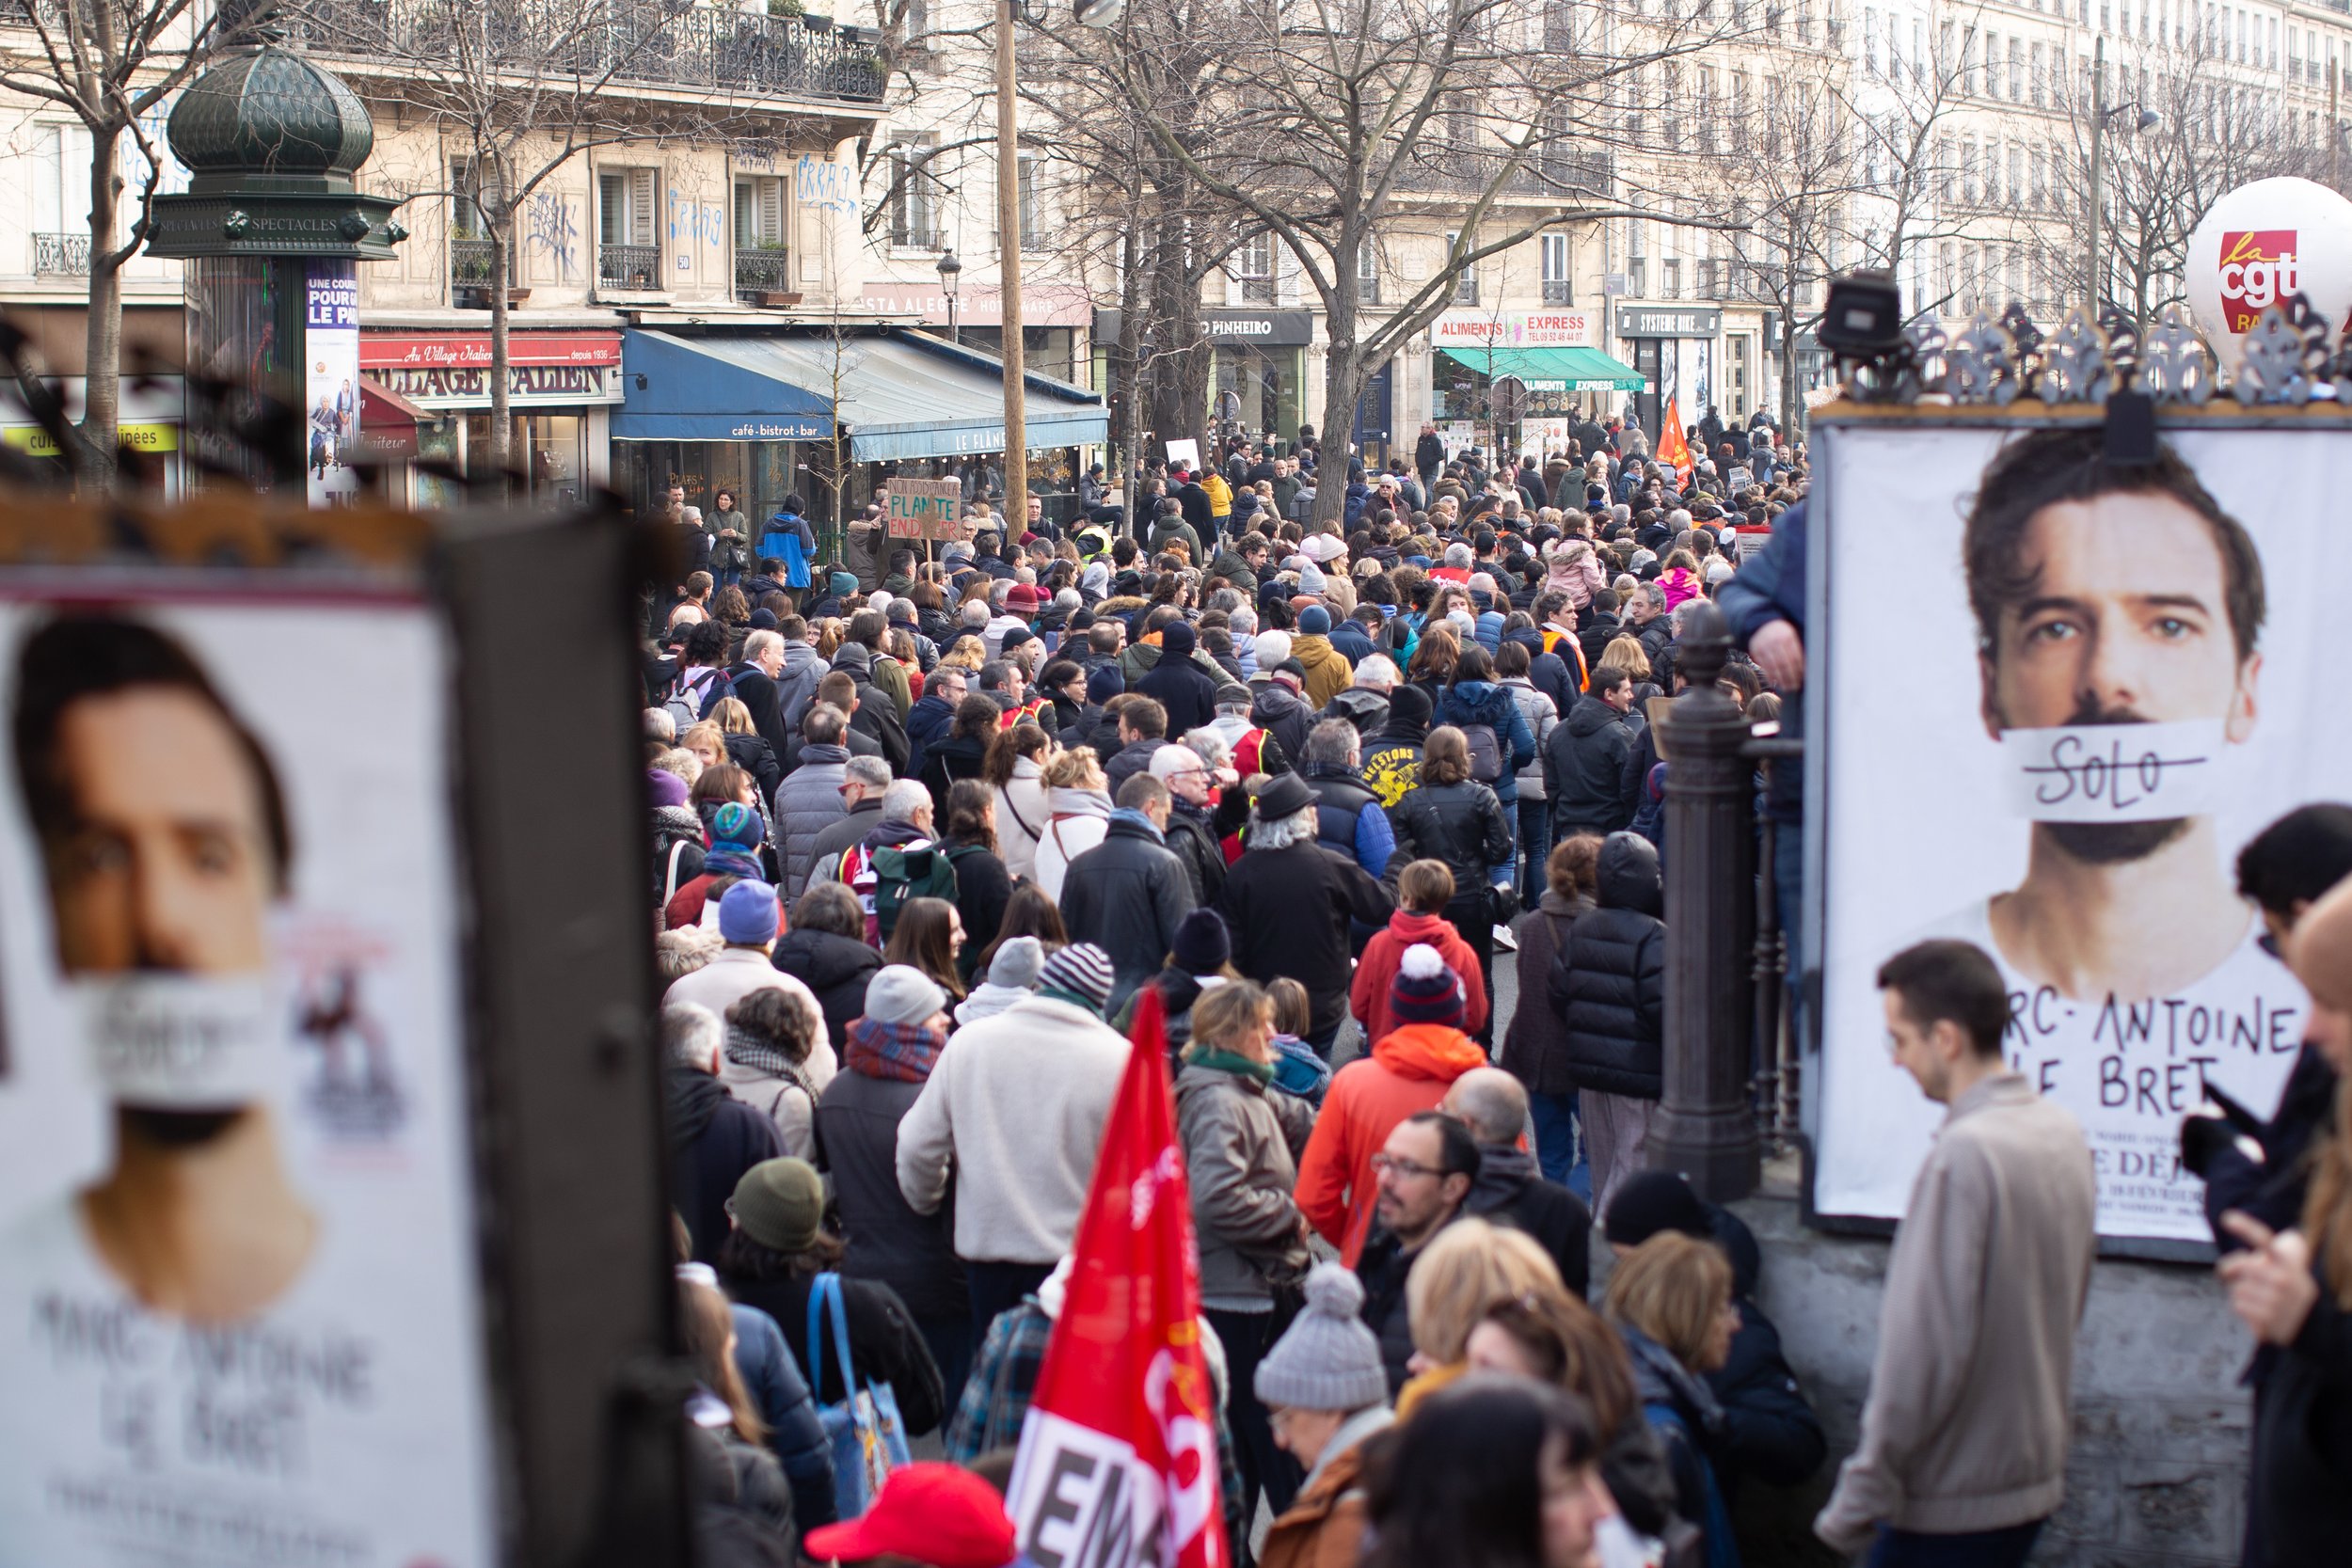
[525,192,578,280]
[795,155,861,217]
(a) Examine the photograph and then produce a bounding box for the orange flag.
[1656,397,1693,484]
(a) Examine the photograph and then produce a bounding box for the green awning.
[1438,345,1647,393]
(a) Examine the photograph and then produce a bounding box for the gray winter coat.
[773,744,850,897]
[774,640,826,732]
[1173,1062,1313,1311]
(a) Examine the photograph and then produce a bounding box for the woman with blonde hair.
[1031,744,1112,901]
[679,721,729,775]
[1604,1232,1743,1565]
[1595,634,1653,686]
[708,695,780,802]
[1396,1216,1562,1417]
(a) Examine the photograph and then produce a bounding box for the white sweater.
[895,994,1128,1264]
[993,755,1049,883]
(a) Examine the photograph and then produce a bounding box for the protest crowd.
[638,415,2352,1568]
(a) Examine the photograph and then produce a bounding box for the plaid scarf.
[725,1027,819,1102]
[844,1015,948,1084]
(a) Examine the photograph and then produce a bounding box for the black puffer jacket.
[1057,816,1196,1012]
[770,928,882,1050]
[1248,681,1314,768]
[1544,692,1640,837]
[1547,832,1666,1100]
[1702,1207,1827,1496]
[1391,778,1513,899]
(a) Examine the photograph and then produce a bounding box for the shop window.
[597,167,660,288]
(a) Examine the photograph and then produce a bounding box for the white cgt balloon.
[2184,176,2352,372]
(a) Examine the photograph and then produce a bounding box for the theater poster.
[0,574,498,1563]
[1807,414,2345,1247]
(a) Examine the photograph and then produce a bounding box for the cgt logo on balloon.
[2217,230,2297,332]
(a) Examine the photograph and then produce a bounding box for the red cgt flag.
[1005,985,1227,1568]
[1656,396,1693,484]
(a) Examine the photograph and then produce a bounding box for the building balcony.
[279,0,885,106]
[734,246,796,302]
[599,242,662,290]
[891,226,945,250]
[1541,278,1572,303]
[31,231,88,277]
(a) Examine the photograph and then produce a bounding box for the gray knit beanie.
[864,964,947,1027]
[1252,1263,1389,1413]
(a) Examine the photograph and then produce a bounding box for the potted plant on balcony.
[740,242,800,308]
[801,9,834,31]
[768,0,801,14]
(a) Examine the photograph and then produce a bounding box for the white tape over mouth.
[1999,720,2232,823]
[80,973,283,1109]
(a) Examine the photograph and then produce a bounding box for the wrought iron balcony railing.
[31,231,88,277]
[599,242,662,290]
[733,247,794,297]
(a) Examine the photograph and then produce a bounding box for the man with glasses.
[773,705,858,896]
[903,664,967,784]
[803,755,894,893]
[1354,1111,1480,1393]
[1151,743,1230,906]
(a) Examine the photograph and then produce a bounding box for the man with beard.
[1910,428,2290,1178]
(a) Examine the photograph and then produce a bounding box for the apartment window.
[1697,69,1717,151]
[1233,232,1275,304]
[1542,0,1576,52]
[2268,17,2277,67]
[27,124,95,276]
[1937,135,1955,200]
[2031,42,2046,104]
[734,174,788,298]
[1359,241,1380,306]
[1962,137,1979,202]
[887,138,941,249]
[1017,154,1041,251]
[1662,258,1682,299]
[2009,37,2024,99]
[1446,230,1479,304]
[597,167,659,288]
[1624,68,1645,142]
[1540,231,1571,302]
[1864,5,1879,71]
[453,155,502,240]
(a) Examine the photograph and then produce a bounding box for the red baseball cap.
[802,1464,1018,1567]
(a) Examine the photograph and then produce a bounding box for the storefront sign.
[858,281,1095,328]
[1614,304,1723,339]
[3,423,180,457]
[1431,310,1598,348]
[884,478,963,539]
[360,332,624,370]
[1201,309,1312,345]
[373,364,623,411]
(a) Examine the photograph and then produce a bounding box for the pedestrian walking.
[1549,832,1666,1216]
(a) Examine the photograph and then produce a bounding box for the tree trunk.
[1311,275,1363,531]
[487,213,513,489]
[1115,211,1145,507]
[76,119,125,490]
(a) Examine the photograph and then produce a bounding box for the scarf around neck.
[1187,1047,1276,1085]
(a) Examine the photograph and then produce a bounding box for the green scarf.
[1188,1047,1276,1085]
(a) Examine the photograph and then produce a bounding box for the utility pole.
[2088,35,2105,318]
[995,0,1028,525]
[2332,58,2342,191]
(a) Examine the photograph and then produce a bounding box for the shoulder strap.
[998,786,1041,843]
[808,1273,862,1396]
[663,838,691,904]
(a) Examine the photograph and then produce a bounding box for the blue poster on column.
[306,261,361,507]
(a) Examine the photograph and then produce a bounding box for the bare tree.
[1042,0,1746,524]
[0,0,258,483]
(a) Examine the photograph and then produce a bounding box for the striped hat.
[1390,943,1466,1030]
[1039,942,1116,1017]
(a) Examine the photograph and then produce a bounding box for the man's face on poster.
[1977,490,2261,860]
[42,687,276,974]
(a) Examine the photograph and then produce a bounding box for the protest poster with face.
[1809,418,2341,1246]
[0,583,497,1565]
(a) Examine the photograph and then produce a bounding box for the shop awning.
[612,329,1109,459]
[1437,345,1647,393]
[353,375,431,460]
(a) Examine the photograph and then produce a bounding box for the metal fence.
[732,247,793,299]
[598,243,661,290]
[31,232,88,277]
[280,0,885,104]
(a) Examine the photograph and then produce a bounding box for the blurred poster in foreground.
[0,569,496,1564]
[1810,418,2340,1246]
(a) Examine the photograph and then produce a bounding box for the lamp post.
[2087,36,2161,319]
[937,247,962,349]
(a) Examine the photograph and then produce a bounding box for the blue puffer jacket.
[1437,678,1538,810]
[731,1302,839,1530]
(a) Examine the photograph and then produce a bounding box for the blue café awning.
[612,328,1109,461]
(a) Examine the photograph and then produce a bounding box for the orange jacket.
[1349,911,1490,1047]
[1295,1023,1488,1265]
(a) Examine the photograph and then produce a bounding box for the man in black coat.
[1578,588,1627,675]
[726,625,793,760]
[1221,771,1394,1053]
[1604,1171,1827,1501]
[1103,696,1170,797]
[1058,774,1196,1014]
[1134,621,1219,740]
[1544,667,1643,839]
[1356,1111,1478,1393]
[1414,423,1447,491]
[662,1001,786,1263]
[1445,1067,1592,1296]
[829,634,911,775]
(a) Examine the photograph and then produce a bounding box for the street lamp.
[936,247,962,349]
[2088,36,2162,318]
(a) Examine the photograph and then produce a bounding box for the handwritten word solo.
[1998,719,2229,822]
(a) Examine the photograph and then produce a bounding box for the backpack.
[664,667,730,734]
[837,838,959,946]
[1458,721,1505,784]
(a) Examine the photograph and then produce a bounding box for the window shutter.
[598,171,625,245]
[629,168,656,246]
[759,178,785,245]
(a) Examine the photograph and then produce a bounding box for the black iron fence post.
[1650,602,1764,1201]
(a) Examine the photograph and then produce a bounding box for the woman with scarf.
[720,984,835,1161]
[1176,980,1316,1535]
[665,797,769,931]
[1605,1231,1745,1568]
[808,966,972,1402]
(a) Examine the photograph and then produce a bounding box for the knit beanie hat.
[1170,909,1231,975]
[717,880,781,946]
[731,1158,824,1255]
[987,934,1047,990]
[1604,1170,1714,1248]
[1297,604,1332,636]
[1161,621,1197,655]
[1389,942,1466,1030]
[830,570,858,597]
[865,963,948,1027]
[1252,1263,1389,1413]
[1087,664,1126,705]
[1039,942,1116,1016]
[710,800,763,849]
[648,768,690,808]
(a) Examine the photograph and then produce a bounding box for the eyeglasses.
[1370,1152,1441,1180]
[2257,930,2284,959]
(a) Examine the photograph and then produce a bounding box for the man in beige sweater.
[1817,940,2097,1566]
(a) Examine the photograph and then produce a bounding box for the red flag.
[1656,397,1693,484]
[1006,985,1228,1568]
